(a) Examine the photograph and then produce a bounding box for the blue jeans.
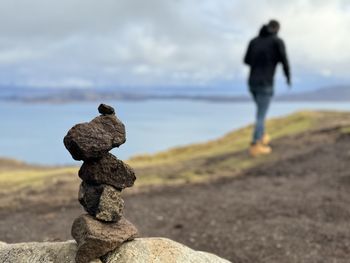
[251,90,272,144]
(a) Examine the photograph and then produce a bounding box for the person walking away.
[243,19,291,157]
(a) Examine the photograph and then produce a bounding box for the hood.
[258,25,270,37]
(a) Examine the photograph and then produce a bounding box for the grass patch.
[127,111,339,186]
[340,126,350,134]
[129,111,321,168]
[0,167,78,193]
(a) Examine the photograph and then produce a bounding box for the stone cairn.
[63,104,138,263]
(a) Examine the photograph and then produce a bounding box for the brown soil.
[1,128,350,263]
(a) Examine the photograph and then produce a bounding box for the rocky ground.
[1,124,350,263]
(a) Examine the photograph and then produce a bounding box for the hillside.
[0,111,341,198]
[0,111,349,209]
[1,111,350,262]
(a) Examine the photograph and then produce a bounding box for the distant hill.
[276,86,350,102]
[0,85,349,103]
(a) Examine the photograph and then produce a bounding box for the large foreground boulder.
[0,240,100,263]
[103,238,232,263]
[0,238,231,263]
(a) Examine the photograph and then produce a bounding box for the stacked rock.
[64,104,138,263]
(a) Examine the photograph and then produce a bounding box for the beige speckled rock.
[0,240,101,263]
[78,182,124,222]
[103,238,231,263]
[0,239,231,263]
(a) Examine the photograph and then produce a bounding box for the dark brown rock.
[63,115,126,161]
[78,182,124,222]
[71,214,138,263]
[98,104,115,115]
[79,153,136,189]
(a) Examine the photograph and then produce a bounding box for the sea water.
[0,100,349,165]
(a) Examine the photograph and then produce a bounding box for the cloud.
[0,0,349,88]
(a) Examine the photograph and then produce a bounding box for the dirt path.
[1,128,350,262]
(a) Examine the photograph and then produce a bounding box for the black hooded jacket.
[244,25,290,92]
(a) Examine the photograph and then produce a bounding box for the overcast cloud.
[0,0,349,89]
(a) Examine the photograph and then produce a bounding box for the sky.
[0,0,349,93]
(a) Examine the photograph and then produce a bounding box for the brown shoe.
[261,133,271,145]
[249,142,272,157]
